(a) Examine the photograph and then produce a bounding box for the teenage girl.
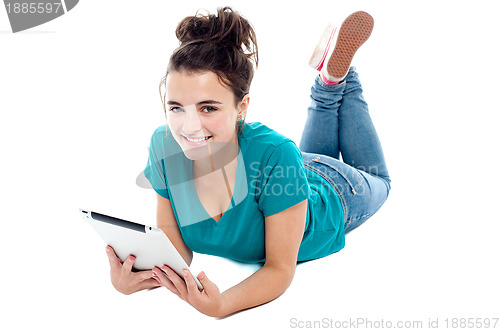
[105,7,391,317]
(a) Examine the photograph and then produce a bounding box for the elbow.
[264,261,297,290]
[283,266,297,289]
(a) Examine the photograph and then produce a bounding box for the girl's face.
[165,70,248,161]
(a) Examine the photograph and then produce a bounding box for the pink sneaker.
[309,11,374,84]
[308,23,338,72]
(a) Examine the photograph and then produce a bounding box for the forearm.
[218,263,295,317]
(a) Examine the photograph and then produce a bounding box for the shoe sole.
[326,11,374,79]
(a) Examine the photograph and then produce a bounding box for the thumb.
[197,271,218,295]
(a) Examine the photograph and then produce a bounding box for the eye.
[169,107,184,113]
[201,106,217,113]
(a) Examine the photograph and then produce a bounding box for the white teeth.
[186,136,210,142]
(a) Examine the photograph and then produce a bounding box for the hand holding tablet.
[105,245,160,294]
[80,209,203,291]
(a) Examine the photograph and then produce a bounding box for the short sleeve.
[257,141,310,217]
[144,127,170,199]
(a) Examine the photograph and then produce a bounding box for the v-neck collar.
[189,139,244,226]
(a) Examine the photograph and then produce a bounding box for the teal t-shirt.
[144,122,345,263]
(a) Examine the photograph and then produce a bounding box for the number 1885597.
[6,2,63,14]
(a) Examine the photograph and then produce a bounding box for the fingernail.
[182,270,189,278]
[199,271,206,280]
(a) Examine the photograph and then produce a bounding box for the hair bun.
[175,7,258,64]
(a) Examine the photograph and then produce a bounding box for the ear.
[237,94,250,118]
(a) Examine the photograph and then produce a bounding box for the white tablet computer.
[79,209,203,290]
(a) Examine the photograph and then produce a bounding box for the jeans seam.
[345,213,370,232]
[349,213,370,222]
[346,194,386,230]
[304,163,348,224]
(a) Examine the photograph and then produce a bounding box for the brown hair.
[159,7,259,135]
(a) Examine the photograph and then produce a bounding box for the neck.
[193,132,239,177]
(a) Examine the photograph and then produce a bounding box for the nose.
[182,105,202,134]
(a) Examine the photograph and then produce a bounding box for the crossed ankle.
[320,71,340,85]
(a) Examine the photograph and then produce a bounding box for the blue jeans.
[300,67,391,233]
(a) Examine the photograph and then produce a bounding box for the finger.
[153,268,180,296]
[134,270,156,282]
[105,246,121,270]
[161,265,187,296]
[122,255,136,273]
[183,270,200,295]
[151,271,161,284]
[197,271,215,295]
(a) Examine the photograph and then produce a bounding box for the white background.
[1,0,499,331]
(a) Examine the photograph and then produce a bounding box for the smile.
[183,135,213,145]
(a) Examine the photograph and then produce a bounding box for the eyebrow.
[166,100,223,106]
